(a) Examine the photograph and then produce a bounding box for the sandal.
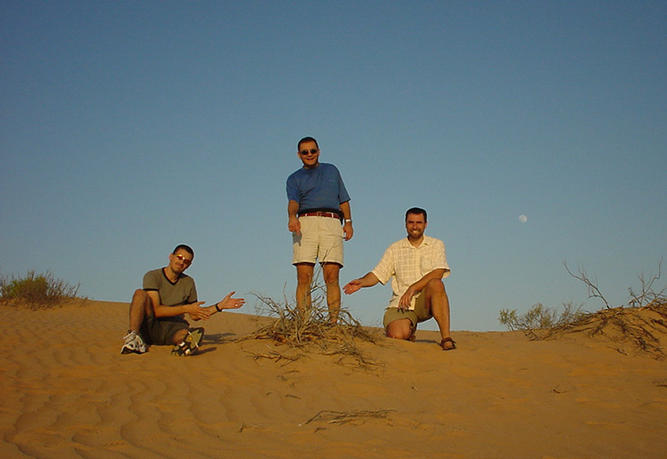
[172,327,205,356]
[440,337,456,351]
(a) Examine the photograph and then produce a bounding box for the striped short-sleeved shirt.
[371,235,450,310]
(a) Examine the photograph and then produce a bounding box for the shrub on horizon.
[498,302,586,339]
[0,270,81,308]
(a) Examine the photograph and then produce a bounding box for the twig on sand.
[245,348,303,365]
[305,409,395,425]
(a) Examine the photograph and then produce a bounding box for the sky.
[1,0,665,332]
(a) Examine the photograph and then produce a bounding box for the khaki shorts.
[292,216,344,265]
[382,292,432,328]
[141,313,189,345]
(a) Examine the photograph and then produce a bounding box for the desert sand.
[1,300,665,458]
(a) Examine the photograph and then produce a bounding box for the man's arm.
[145,290,212,320]
[398,268,448,309]
[288,200,301,234]
[339,200,353,241]
[343,272,380,295]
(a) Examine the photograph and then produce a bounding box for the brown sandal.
[440,337,456,351]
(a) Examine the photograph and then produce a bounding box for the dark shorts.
[382,292,432,329]
[141,313,189,345]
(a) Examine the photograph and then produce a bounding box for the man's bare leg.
[171,329,188,345]
[128,289,152,333]
[322,262,341,324]
[295,263,314,319]
[385,318,414,340]
[425,279,454,349]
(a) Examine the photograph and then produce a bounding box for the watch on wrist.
[344,218,352,224]
[215,302,222,312]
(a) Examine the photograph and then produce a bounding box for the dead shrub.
[242,278,382,369]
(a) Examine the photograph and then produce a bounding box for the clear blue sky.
[2,1,665,331]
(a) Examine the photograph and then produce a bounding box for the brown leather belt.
[299,211,340,219]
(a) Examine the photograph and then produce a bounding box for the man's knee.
[296,264,314,285]
[322,263,341,285]
[324,275,340,286]
[132,289,148,302]
[385,320,413,340]
[425,278,445,294]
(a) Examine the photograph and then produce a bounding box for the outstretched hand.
[216,291,245,310]
[343,279,362,295]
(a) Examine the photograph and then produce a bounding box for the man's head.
[297,136,320,169]
[405,207,427,222]
[405,207,428,241]
[169,244,194,274]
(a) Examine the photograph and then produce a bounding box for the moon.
[518,214,528,224]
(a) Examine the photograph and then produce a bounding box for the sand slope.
[1,300,665,458]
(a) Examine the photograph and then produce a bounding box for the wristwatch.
[344,219,352,223]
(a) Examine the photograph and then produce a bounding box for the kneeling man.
[343,208,455,350]
[121,244,245,356]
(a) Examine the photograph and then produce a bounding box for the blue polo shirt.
[286,163,350,211]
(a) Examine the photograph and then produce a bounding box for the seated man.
[121,244,245,356]
[343,207,455,350]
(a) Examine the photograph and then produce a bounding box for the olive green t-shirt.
[143,268,198,308]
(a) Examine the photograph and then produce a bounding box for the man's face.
[405,213,427,240]
[169,249,193,274]
[298,140,320,169]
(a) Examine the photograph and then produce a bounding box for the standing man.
[343,208,455,350]
[286,136,353,323]
[121,244,245,356]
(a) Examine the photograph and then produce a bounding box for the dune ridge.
[1,300,665,458]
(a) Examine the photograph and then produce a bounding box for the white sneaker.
[121,330,147,354]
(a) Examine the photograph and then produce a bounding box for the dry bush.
[242,278,382,369]
[499,261,666,358]
[499,302,586,340]
[0,270,82,309]
[552,299,667,359]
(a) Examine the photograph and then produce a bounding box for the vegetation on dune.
[242,272,383,369]
[0,270,83,308]
[498,302,587,339]
[499,260,667,359]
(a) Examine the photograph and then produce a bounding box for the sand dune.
[1,300,665,458]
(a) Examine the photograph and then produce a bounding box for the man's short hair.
[172,244,194,257]
[405,207,428,222]
[297,136,319,151]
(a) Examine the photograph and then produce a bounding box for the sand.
[1,300,665,458]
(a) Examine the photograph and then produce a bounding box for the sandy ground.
[1,300,665,458]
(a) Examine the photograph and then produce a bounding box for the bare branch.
[563,262,611,309]
[628,258,664,308]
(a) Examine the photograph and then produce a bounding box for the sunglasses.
[300,149,318,156]
[175,254,192,265]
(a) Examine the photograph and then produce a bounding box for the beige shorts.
[382,292,432,328]
[292,216,344,266]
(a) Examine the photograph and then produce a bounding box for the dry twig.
[564,262,611,309]
[305,409,395,425]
